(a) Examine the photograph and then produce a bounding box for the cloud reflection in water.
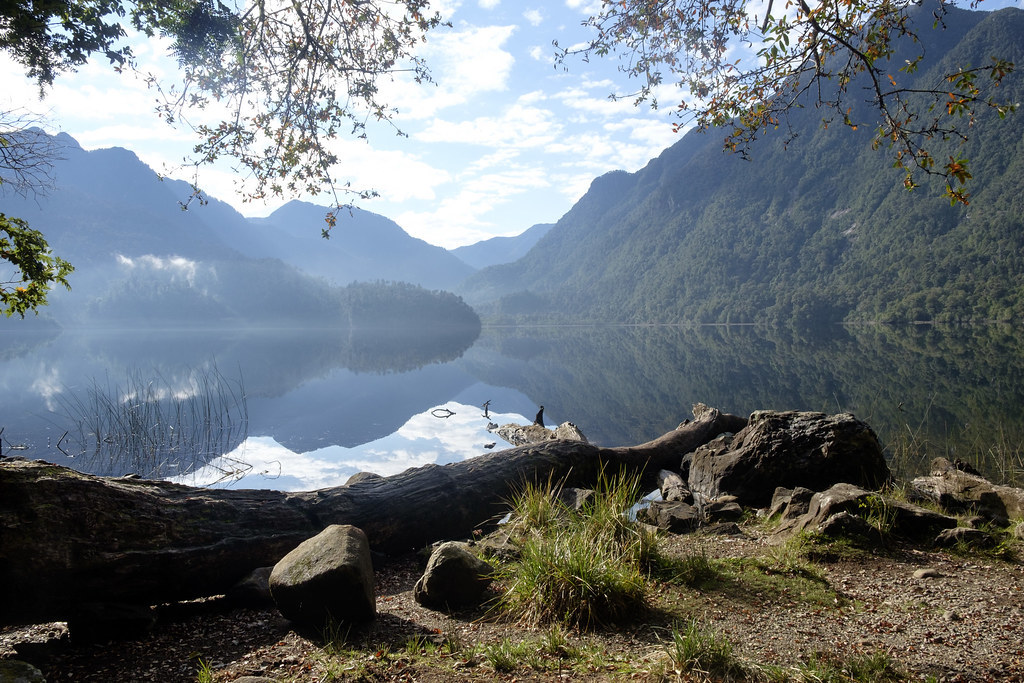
[170,401,526,491]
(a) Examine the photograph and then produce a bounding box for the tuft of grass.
[651,550,724,588]
[471,628,625,676]
[798,649,908,682]
[58,364,249,481]
[194,657,214,683]
[493,468,653,630]
[477,637,544,672]
[662,619,750,682]
[857,493,897,535]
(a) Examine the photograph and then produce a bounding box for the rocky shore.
[2,408,1023,682]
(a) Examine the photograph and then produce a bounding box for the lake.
[2,323,1023,490]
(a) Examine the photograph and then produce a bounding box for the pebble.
[914,568,943,579]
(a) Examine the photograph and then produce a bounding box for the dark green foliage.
[339,281,480,331]
[463,7,1024,326]
[0,213,73,317]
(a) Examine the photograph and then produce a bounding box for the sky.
[3,1,1021,249]
[0,1,694,249]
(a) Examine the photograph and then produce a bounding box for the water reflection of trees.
[464,324,1024,480]
[342,325,481,374]
[48,322,481,477]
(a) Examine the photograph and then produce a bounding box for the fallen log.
[0,405,745,626]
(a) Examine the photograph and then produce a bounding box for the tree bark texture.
[0,407,746,626]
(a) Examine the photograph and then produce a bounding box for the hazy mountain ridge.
[0,133,481,328]
[460,5,1024,325]
[451,222,554,269]
[247,200,476,290]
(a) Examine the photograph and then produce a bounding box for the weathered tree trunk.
[0,407,745,626]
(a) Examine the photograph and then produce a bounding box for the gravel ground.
[3,523,1023,682]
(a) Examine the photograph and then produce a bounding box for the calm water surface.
[2,324,1022,489]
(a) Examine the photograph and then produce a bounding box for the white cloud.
[564,0,603,13]
[396,164,551,246]
[523,9,545,26]
[418,100,560,147]
[173,402,519,490]
[384,24,518,119]
[478,0,500,8]
[554,83,644,120]
[604,116,681,149]
[30,366,63,412]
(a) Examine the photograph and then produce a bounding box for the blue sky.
[2,0,1021,248]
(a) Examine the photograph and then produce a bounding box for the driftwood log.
[0,406,746,626]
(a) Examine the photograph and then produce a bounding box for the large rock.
[269,525,375,626]
[772,483,958,543]
[413,542,493,609]
[910,457,1024,524]
[493,421,588,446]
[687,411,890,507]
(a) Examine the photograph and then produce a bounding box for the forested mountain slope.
[461,6,1024,324]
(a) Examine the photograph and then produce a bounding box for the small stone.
[914,568,942,579]
[942,610,961,622]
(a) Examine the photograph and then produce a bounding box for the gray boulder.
[637,501,701,533]
[688,411,890,508]
[773,483,957,543]
[413,542,493,609]
[269,525,375,626]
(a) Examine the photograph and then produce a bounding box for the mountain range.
[3,3,1023,328]
[461,4,1024,325]
[0,134,493,328]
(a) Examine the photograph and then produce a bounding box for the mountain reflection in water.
[4,323,1024,488]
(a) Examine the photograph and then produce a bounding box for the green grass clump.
[796,650,908,682]
[651,549,724,588]
[477,637,545,672]
[661,619,751,682]
[194,657,214,683]
[473,627,622,675]
[493,470,655,630]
